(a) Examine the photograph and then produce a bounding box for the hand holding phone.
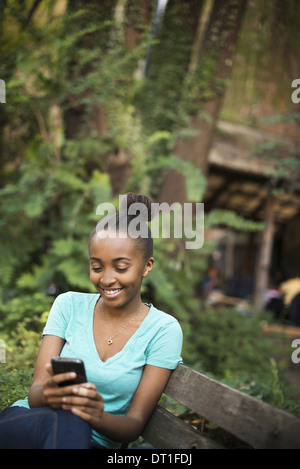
[46,356,103,425]
[51,357,87,387]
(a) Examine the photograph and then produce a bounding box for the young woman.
[0,193,183,449]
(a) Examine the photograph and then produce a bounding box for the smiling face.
[89,230,154,310]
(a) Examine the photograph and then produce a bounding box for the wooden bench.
[141,364,300,449]
[262,322,300,338]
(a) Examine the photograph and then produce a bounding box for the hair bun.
[120,192,153,222]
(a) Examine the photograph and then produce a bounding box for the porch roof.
[204,121,300,224]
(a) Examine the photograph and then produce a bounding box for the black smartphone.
[51,357,87,387]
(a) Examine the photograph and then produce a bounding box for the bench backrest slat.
[141,406,223,449]
[163,364,300,449]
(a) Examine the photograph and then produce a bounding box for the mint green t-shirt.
[12,292,183,448]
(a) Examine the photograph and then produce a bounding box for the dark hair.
[89,193,154,260]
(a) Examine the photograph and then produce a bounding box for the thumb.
[45,362,54,376]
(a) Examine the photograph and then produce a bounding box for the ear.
[142,257,154,278]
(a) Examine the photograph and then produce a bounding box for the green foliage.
[0,368,33,410]
[0,293,52,331]
[0,317,45,409]
[269,358,285,408]
[0,1,299,419]
[220,358,300,415]
[250,113,300,193]
[206,209,264,232]
[187,306,274,376]
[182,306,300,413]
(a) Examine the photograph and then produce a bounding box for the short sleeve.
[42,292,71,339]
[145,319,183,369]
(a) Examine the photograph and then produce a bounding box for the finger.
[62,396,91,407]
[67,402,104,423]
[72,386,100,398]
[61,391,102,409]
[71,389,103,405]
[51,371,77,386]
[44,387,85,409]
[43,373,78,396]
[78,382,97,391]
[72,387,89,397]
[61,399,98,414]
[69,407,92,421]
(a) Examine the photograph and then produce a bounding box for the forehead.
[89,231,140,260]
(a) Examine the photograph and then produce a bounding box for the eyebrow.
[89,257,131,262]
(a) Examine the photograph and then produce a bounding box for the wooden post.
[225,229,235,280]
[254,193,275,308]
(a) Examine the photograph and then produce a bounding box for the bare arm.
[28,334,65,407]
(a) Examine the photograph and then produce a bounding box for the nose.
[100,268,116,287]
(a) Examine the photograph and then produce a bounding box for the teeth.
[104,289,122,295]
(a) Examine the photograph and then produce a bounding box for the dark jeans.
[0,406,99,449]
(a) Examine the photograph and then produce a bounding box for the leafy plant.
[0,317,45,410]
[0,1,299,420]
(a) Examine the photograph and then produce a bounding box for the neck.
[100,295,144,320]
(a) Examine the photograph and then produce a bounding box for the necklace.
[101,301,142,345]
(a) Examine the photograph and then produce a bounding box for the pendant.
[107,338,113,345]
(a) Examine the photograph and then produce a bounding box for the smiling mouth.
[102,288,124,297]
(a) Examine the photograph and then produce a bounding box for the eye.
[115,267,128,273]
[91,266,102,272]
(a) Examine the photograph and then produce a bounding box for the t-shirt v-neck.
[91,295,152,365]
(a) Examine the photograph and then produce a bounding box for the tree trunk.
[181,0,249,173]
[64,0,156,195]
[139,0,204,202]
[140,0,204,133]
[160,0,248,204]
[124,0,154,51]
[254,193,275,309]
[63,0,118,141]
